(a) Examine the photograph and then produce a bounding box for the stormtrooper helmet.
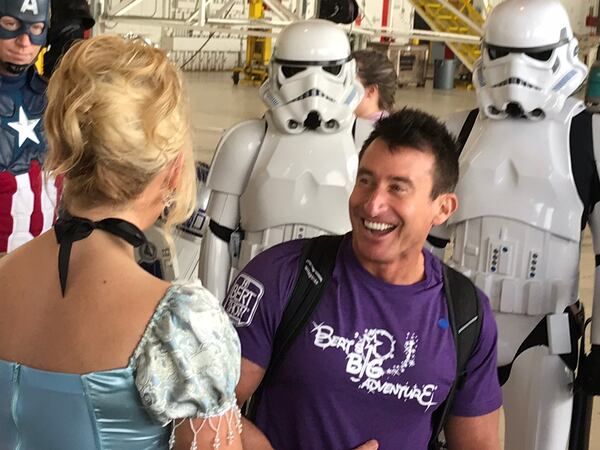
[473,0,587,119]
[260,19,364,134]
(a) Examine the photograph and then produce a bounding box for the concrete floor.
[184,71,600,449]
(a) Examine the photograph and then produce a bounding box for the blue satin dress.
[0,280,241,450]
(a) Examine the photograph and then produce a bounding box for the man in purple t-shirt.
[223,108,502,450]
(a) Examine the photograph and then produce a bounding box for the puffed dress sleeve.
[131,279,242,449]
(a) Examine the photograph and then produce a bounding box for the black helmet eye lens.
[488,46,509,60]
[487,44,555,62]
[323,64,342,75]
[525,50,553,61]
[281,65,306,78]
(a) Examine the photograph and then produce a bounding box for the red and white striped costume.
[0,68,59,253]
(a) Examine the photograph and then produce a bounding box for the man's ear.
[432,192,458,226]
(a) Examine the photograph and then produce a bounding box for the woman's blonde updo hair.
[44,34,195,227]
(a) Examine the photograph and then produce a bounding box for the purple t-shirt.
[223,234,501,450]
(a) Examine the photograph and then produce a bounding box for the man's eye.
[357,176,371,186]
[0,17,20,31]
[29,23,45,36]
[390,184,406,193]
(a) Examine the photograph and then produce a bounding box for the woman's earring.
[161,190,176,221]
[163,190,175,209]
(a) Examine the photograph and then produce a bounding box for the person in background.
[195,19,371,300]
[43,0,95,77]
[353,49,397,123]
[0,35,242,450]
[0,0,58,257]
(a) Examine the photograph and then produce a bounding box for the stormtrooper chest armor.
[236,117,358,270]
[448,99,584,316]
[240,120,358,235]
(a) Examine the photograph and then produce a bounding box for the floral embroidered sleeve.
[132,280,242,449]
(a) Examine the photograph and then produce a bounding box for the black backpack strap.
[245,234,344,420]
[569,109,600,229]
[270,234,343,368]
[456,108,479,155]
[429,264,482,450]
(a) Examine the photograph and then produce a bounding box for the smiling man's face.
[349,137,454,280]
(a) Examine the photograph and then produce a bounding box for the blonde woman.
[0,36,242,450]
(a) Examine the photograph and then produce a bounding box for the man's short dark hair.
[359,108,459,199]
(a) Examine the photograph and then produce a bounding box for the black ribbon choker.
[54,214,148,297]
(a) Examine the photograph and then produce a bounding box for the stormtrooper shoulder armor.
[444,109,476,137]
[206,119,266,195]
[352,117,374,149]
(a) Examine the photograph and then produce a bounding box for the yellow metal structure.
[232,0,272,85]
[409,0,484,71]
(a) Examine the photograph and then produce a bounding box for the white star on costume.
[8,107,40,147]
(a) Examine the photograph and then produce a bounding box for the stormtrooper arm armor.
[198,119,265,300]
[199,191,241,300]
[443,108,476,144]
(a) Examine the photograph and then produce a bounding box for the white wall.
[486,0,597,35]
[561,0,596,35]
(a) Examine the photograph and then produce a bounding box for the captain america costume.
[0,67,59,253]
[0,0,58,253]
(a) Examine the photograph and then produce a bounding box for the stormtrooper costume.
[0,0,58,254]
[428,1,600,449]
[194,19,372,300]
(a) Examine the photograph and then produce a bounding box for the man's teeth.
[364,220,395,231]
